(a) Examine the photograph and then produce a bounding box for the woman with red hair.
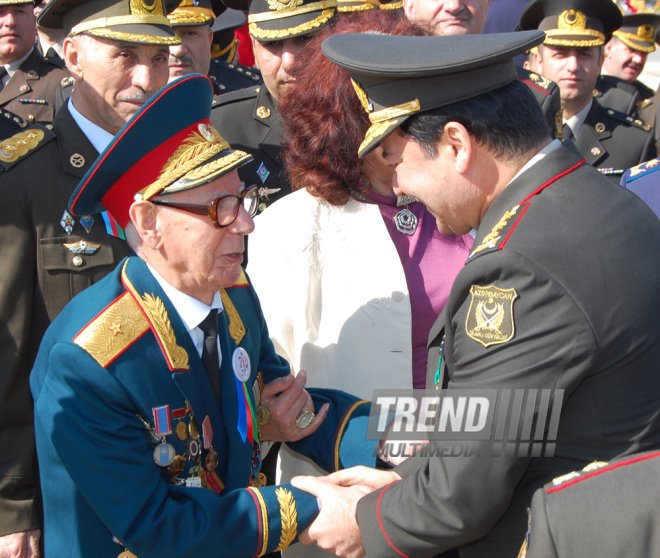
[248,13,472,548]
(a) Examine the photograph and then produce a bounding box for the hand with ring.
[258,369,328,442]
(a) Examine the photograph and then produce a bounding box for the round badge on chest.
[232,347,251,382]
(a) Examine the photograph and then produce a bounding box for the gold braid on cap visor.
[613,30,656,53]
[168,7,216,25]
[337,0,379,13]
[380,0,403,9]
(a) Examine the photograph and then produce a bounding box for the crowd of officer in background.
[1,0,660,556]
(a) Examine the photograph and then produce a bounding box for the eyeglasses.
[151,185,259,228]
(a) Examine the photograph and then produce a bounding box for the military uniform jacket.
[0,106,131,536]
[574,99,656,182]
[211,85,291,211]
[30,255,373,558]
[595,75,653,117]
[208,58,262,94]
[0,48,71,124]
[516,67,563,139]
[524,451,660,557]
[355,143,660,558]
[621,157,660,217]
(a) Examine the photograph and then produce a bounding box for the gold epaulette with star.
[73,291,151,368]
[0,124,56,172]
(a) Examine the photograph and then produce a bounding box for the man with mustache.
[210,0,337,212]
[0,0,178,554]
[0,0,69,124]
[596,11,660,117]
[520,0,656,182]
[166,0,261,94]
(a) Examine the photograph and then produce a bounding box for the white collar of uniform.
[40,39,64,60]
[509,139,562,183]
[4,46,33,79]
[146,262,224,335]
[564,99,593,138]
[67,97,115,154]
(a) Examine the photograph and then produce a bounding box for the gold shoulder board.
[73,291,150,368]
[0,125,56,171]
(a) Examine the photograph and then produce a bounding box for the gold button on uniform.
[72,256,83,267]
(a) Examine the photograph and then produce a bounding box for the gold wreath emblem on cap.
[639,24,654,41]
[266,0,303,10]
[558,9,586,31]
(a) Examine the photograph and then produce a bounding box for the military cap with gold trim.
[336,0,378,13]
[379,0,402,10]
[37,0,181,45]
[613,13,660,53]
[321,30,545,157]
[517,0,622,47]
[248,0,337,42]
[166,0,225,26]
[70,74,252,229]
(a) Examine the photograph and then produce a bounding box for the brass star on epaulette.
[108,321,123,337]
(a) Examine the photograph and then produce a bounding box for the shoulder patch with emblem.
[465,285,518,347]
[627,157,660,179]
[0,124,56,172]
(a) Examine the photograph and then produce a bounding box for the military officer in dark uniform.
[519,0,656,183]
[621,157,660,217]
[210,0,337,212]
[520,451,660,557]
[596,12,659,117]
[287,30,660,558]
[166,0,261,94]
[32,74,374,558]
[208,7,263,93]
[0,0,70,124]
[0,0,179,551]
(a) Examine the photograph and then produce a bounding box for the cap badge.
[130,0,165,16]
[639,24,654,41]
[558,9,586,31]
[198,123,216,142]
[266,0,303,10]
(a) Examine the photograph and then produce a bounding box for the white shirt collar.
[4,47,33,80]
[146,263,224,356]
[40,39,64,60]
[564,99,593,138]
[510,139,562,183]
[67,97,115,154]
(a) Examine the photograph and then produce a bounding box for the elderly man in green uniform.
[282,29,660,558]
[210,0,337,212]
[521,0,656,182]
[166,0,261,94]
[596,10,660,116]
[0,0,69,124]
[31,73,373,558]
[0,0,179,554]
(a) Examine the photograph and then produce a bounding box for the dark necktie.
[563,123,574,141]
[0,67,7,93]
[199,309,221,408]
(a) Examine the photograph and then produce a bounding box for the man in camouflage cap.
[0,0,179,554]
